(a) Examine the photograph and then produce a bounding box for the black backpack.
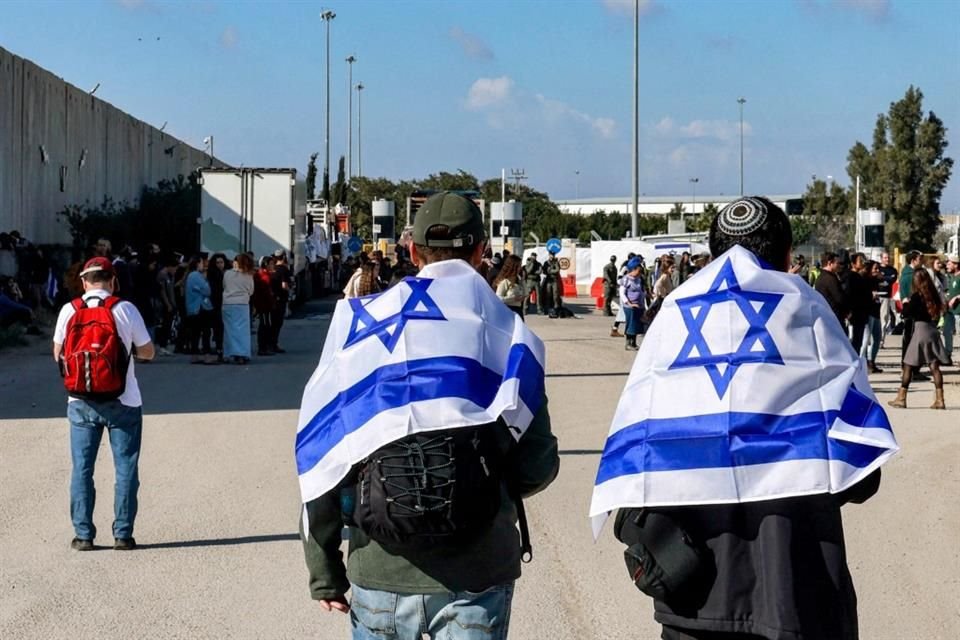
[352,424,531,557]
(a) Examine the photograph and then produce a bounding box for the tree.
[846,86,953,250]
[686,202,718,232]
[418,170,480,192]
[331,156,348,205]
[305,152,318,200]
[800,178,853,250]
[669,202,686,217]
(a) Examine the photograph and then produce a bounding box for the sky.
[2,0,959,211]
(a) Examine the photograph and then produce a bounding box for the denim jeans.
[350,582,514,640]
[859,316,881,362]
[68,400,143,540]
[944,312,956,356]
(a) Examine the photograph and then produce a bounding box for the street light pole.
[737,96,746,196]
[321,10,336,199]
[631,0,639,238]
[689,177,699,224]
[346,55,356,182]
[575,170,580,199]
[356,82,364,177]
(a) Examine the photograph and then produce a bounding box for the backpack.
[351,424,531,556]
[60,296,129,400]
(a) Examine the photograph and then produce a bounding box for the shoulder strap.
[71,298,85,311]
[102,295,122,310]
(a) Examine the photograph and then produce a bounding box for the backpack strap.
[514,495,533,563]
[101,295,122,310]
[71,297,86,311]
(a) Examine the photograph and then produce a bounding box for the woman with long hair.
[344,261,380,298]
[222,253,255,364]
[889,268,948,409]
[493,254,525,318]
[207,253,228,361]
[859,260,884,373]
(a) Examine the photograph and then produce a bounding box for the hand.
[318,596,350,614]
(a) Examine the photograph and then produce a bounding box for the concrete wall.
[0,46,223,245]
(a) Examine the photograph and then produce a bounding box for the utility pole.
[575,170,580,199]
[689,177,699,224]
[356,82,364,177]
[631,0,639,238]
[321,10,336,198]
[510,168,527,197]
[737,96,746,196]
[346,55,356,181]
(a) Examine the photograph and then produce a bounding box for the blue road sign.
[546,237,562,254]
[347,236,363,253]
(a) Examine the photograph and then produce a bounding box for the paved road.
[1,298,958,639]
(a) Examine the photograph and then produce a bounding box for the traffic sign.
[546,237,562,254]
[346,236,363,253]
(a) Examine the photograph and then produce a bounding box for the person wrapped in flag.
[296,191,559,639]
[590,197,898,640]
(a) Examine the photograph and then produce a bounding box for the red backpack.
[60,296,129,400]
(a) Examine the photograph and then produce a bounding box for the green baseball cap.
[412,191,485,248]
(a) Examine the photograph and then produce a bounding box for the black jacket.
[815,270,847,326]
[645,470,881,640]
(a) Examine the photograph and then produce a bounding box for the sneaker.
[71,537,94,551]
[610,329,620,337]
[114,538,137,551]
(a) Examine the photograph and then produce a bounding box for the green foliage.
[686,202,718,233]
[800,178,853,250]
[418,170,480,192]
[669,202,686,217]
[57,174,201,257]
[331,156,348,205]
[305,152,318,200]
[846,86,953,251]
[789,217,815,246]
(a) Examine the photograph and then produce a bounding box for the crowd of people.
[0,231,296,364]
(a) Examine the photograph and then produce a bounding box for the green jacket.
[300,397,559,599]
[947,273,960,315]
[899,265,915,299]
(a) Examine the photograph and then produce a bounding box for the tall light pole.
[737,96,746,196]
[631,0,639,238]
[345,55,356,181]
[321,10,336,199]
[689,177,699,224]
[356,82,364,178]
[575,170,580,199]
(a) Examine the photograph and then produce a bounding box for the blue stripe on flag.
[296,344,544,475]
[596,408,889,485]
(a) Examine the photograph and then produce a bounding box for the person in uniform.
[522,253,542,316]
[603,255,618,317]
[541,251,563,316]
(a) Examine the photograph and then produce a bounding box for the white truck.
[198,168,304,264]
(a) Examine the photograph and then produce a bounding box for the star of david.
[343,278,446,352]
[669,258,784,398]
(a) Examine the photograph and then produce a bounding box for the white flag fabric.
[296,259,546,504]
[589,245,898,536]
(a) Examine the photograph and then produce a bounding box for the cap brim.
[79,266,110,277]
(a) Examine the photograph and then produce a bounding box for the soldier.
[521,252,542,316]
[602,255,618,317]
[542,251,563,317]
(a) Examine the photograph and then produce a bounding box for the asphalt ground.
[1,297,958,639]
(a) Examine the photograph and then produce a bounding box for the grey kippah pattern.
[717,198,767,236]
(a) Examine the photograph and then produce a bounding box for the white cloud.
[466,76,513,110]
[449,26,494,61]
[220,26,238,49]
[600,0,661,18]
[655,118,751,141]
[535,94,616,139]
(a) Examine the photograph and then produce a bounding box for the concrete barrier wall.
[0,46,223,245]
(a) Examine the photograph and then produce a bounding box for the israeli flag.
[589,245,898,535]
[296,259,546,504]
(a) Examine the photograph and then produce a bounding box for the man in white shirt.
[53,257,154,551]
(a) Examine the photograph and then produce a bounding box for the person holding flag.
[590,197,898,640]
[296,191,559,639]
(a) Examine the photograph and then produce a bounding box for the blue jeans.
[944,312,956,356]
[350,582,514,640]
[859,316,881,362]
[68,400,143,540]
